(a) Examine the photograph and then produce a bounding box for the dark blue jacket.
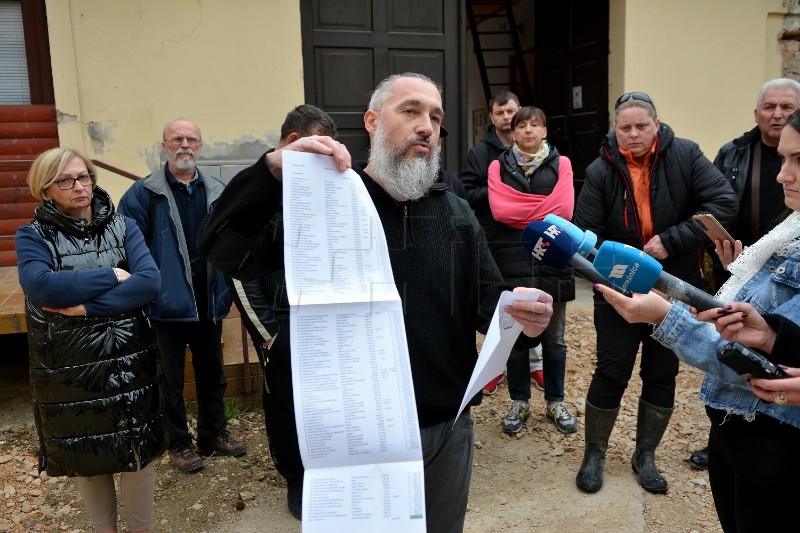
[119,165,231,322]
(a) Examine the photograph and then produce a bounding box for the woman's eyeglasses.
[54,173,96,190]
[615,92,655,111]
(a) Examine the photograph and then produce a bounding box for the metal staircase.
[466,0,533,105]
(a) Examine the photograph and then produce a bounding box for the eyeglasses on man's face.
[164,136,202,146]
[615,92,655,111]
[53,173,95,190]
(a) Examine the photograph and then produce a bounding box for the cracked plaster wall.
[46,0,304,204]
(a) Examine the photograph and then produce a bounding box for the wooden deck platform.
[0,266,25,334]
[1,265,261,399]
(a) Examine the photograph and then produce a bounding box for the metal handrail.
[90,159,141,181]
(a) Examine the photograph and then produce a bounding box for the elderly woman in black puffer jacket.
[15,148,164,533]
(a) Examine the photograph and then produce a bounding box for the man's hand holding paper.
[266,135,352,180]
[505,286,554,339]
[456,288,553,421]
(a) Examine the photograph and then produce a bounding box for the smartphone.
[717,342,788,379]
[693,213,735,244]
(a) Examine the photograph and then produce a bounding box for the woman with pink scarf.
[485,106,577,436]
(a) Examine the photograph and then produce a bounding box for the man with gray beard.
[369,122,440,200]
[120,118,245,475]
[198,73,553,531]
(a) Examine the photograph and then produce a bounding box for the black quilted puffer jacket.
[22,188,165,477]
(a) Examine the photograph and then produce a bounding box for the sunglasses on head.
[615,92,655,112]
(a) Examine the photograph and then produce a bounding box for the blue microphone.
[543,214,598,258]
[521,221,631,295]
[592,240,722,311]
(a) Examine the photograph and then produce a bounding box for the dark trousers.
[153,319,227,448]
[507,301,568,402]
[586,297,679,409]
[706,406,800,533]
[261,317,304,484]
[421,412,474,533]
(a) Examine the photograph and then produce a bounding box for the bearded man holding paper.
[198,73,552,532]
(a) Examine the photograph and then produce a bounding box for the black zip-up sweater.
[198,154,528,426]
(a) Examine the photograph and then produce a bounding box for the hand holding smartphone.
[693,214,735,245]
[717,342,788,379]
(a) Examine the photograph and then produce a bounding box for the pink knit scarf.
[487,156,574,229]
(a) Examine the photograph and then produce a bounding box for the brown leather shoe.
[197,430,247,457]
[169,442,204,473]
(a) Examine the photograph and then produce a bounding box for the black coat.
[484,147,575,302]
[763,314,800,368]
[460,125,509,222]
[574,123,738,284]
[24,191,165,477]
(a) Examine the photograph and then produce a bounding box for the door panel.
[301,0,461,170]
[535,0,609,193]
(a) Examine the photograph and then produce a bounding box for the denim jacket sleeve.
[651,301,752,390]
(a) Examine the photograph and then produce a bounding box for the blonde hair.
[27,148,97,201]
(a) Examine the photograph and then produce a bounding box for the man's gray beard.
[369,127,440,201]
[168,149,196,171]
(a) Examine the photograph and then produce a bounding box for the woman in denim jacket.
[594,108,800,533]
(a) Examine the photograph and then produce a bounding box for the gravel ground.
[0,307,723,532]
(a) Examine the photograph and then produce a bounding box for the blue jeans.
[420,411,474,533]
[507,301,567,402]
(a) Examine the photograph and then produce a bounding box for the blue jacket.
[651,249,800,428]
[119,165,231,322]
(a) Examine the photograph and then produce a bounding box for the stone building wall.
[781,0,800,78]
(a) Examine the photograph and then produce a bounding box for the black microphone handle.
[652,273,723,312]
[568,254,633,297]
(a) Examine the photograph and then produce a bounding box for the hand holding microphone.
[592,240,722,312]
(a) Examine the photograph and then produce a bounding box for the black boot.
[576,401,620,493]
[689,446,709,470]
[632,399,673,494]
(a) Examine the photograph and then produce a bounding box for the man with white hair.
[198,74,554,530]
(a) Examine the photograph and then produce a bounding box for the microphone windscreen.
[592,241,663,293]
[521,221,579,270]
[577,230,598,257]
[543,214,583,243]
[543,214,597,257]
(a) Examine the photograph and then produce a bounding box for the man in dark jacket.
[119,118,244,475]
[460,90,520,223]
[198,73,553,531]
[225,104,336,520]
[690,78,800,470]
[462,93,544,395]
[709,78,800,285]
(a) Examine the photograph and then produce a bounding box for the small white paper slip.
[455,290,544,422]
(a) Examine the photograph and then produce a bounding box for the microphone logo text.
[531,238,551,260]
[608,262,640,290]
[530,224,563,260]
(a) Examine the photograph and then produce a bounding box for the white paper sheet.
[456,290,544,421]
[282,151,425,532]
